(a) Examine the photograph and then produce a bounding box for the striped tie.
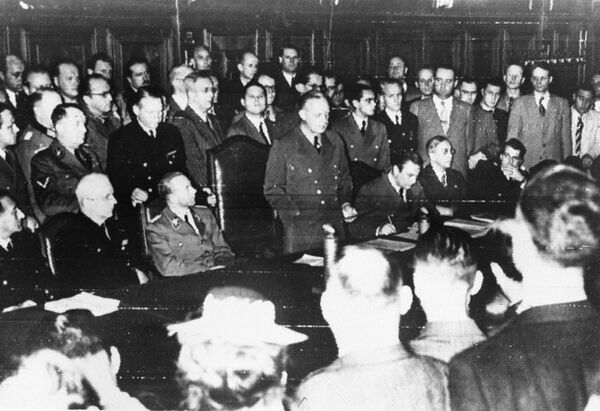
[575,116,583,156]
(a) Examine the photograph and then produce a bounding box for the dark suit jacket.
[273,70,298,112]
[332,114,390,170]
[168,106,224,187]
[373,110,419,164]
[467,160,525,216]
[0,230,53,308]
[507,94,571,168]
[226,114,274,145]
[449,301,600,411]
[350,174,426,239]
[31,140,102,218]
[221,76,246,112]
[146,205,235,277]
[410,97,474,176]
[0,149,30,213]
[419,164,466,208]
[264,126,352,253]
[471,106,508,157]
[107,120,187,205]
[53,212,139,289]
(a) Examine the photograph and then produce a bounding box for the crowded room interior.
[0,0,600,409]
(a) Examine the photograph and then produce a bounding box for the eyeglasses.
[88,91,111,98]
[86,193,115,201]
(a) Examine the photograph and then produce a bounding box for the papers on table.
[361,238,416,252]
[294,254,325,267]
[44,292,120,316]
[444,218,491,238]
[392,231,419,241]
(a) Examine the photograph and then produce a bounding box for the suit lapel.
[164,207,197,236]
[185,107,221,148]
[425,98,444,135]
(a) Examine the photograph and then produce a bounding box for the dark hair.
[480,223,522,282]
[530,63,551,77]
[345,82,374,107]
[394,150,422,171]
[81,73,109,96]
[132,85,165,107]
[518,164,600,267]
[294,65,323,88]
[388,55,408,67]
[379,78,403,95]
[298,90,328,110]
[87,52,113,72]
[242,81,266,98]
[504,138,526,158]
[323,70,338,83]
[278,44,298,57]
[158,171,186,199]
[414,225,477,283]
[457,77,477,89]
[482,78,504,90]
[125,56,149,78]
[0,54,23,75]
[23,65,50,86]
[426,135,449,153]
[577,83,595,95]
[52,58,79,79]
[51,103,83,126]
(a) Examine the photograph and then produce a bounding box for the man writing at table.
[147,172,234,277]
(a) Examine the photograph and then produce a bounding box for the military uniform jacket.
[53,212,139,289]
[373,109,418,164]
[350,174,426,240]
[226,114,275,145]
[146,205,235,277]
[264,126,353,254]
[332,114,391,170]
[410,97,474,176]
[168,107,223,188]
[31,140,102,218]
[84,106,120,170]
[107,120,187,205]
[507,94,571,168]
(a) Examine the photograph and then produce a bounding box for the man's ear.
[237,63,243,74]
[82,95,92,107]
[0,72,4,82]
[132,104,140,117]
[399,285,413,315]
[53,76,59,87]
[278,56,283,65]
[548,76,553,84]
[298,108,306,122]
[126,76,133,88]
[109,346,121,377]
[86,68,93,76]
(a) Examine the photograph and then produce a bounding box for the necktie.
[361,120,367,136]
[102,224,111,240]
[538,96,546,116]
[395,115,400,126]
[508,97,514,111]
[259,122,270,145]
[439,100,449,134]
[400,189,407,203]
[313,135,321,153]
[184,213,200,236]
[575,116,583,156]
[205,117,214,133]
[440,173,447,188]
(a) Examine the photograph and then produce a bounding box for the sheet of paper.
[44,292,120,317]
[294,254,325,267]
[391,231,419,241]
[444,218,490,238]
[361,238,416,252]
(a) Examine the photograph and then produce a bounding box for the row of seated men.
[0,164,598,411]
[0,49,598,279]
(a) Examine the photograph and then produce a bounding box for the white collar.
[0,149,6,160]
[0,237,11,251]
[431,164,446,182]
[534,91,550,101]
[385,108,402,123]
[139,123,157,137]
[282,71,295,85]
[171,94,187,111]
[433,94,452,106]
[352,113,368,129]
[245,113,265,130]
[5,89,16,106]
[387,172,402,195]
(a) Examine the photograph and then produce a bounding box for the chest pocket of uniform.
[165,150,178,165]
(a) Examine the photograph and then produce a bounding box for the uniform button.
[143,162,148,167]
[97,248,102,253]
[314,180,318,184]
[308,168,312,173]
[388,140,392,144]
[375,145,379,149]
[373,158,377,161]
[334,176,338,180]
[320,200,325,205]
[353,157,358,161]
[148,188,153,193]
[317,189,322,194]
[2,280,6,286]
[169,161,173,165]
[147,176,152,180]
[350,144,354,148]
[178,242,183,247]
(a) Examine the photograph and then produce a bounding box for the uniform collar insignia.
[171,217,180,228]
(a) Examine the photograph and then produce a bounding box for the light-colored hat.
[167,286,308,346]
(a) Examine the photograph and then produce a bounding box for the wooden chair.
[40,212,77,276]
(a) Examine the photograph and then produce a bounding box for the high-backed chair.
[40,212,77,276]
[207,135,278,258]
[349,160,383,201]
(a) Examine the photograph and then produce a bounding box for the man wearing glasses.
[81,74,121,169]
[411,66,474,176]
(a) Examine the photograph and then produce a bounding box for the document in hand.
[44,292,120,316]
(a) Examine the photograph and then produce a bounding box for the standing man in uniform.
[507,63,571,168]
[411,66,474,176]
[264,91,356,254]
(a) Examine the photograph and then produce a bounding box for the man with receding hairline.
[0,55,25,111]
[295,245,449,410]
[222,51,259,112]
[52,59,80,104]
[264,91,355,254]
[166,64,194,118]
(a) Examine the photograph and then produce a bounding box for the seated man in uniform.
[53,173,141,289]
[31,103,102,218]
[147,172,234,277]
[350,150,428,240]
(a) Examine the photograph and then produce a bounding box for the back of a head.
[330,245,402,304]
[414,225,477,287]
[518,164,600,268]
